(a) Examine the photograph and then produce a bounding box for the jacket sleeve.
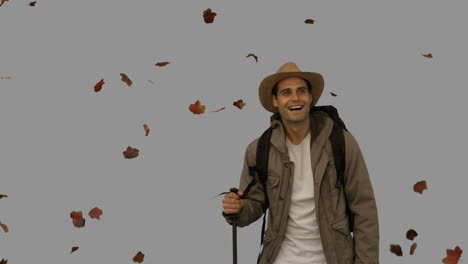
[223,141,266,227]
[343,130,380,264]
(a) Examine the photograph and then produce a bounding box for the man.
[222,62,379,264]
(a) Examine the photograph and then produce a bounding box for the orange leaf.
[70,246,79,254]
[443,246,463,264]
[246,53,258,63]
[330,92,337,97]
[70,211,85,228]
[390,244,403,256]
[304,19,315,24]
[422,53,433,58]
[28,1,36,6]
[120,73,133,87]
[233,99,246,109]
[0,223,9,233]
[413,180,427,194]
[155,62,170,67]
[133,251,145,263]
[0,0,8,7]
[143,124,150,136]
[406,229,418,240]
[410,243,417,255]
[203,8,217,23]
[0,258,7,264]
[189,100,206,114]
[123,146,139,159]
[0,194,7,199]
[88,207,103,219]
[211,107,225,112]
[94,79,105,92]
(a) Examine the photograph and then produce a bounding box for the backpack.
[244,105,354,256]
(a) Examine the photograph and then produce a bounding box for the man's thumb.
[237,190,244,197]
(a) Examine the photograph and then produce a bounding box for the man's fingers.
[224,192,240,199]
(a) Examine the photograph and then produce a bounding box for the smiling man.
[222,62,379,264]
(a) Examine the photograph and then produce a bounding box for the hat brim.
[259,72,324,113]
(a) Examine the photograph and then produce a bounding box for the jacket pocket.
[332,216,354,264]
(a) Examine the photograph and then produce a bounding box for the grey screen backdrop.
[1,0,467,263]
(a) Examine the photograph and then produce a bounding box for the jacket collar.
[269,110,334,156]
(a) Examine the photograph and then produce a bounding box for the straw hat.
[258,62,324,113]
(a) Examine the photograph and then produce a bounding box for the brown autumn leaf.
[120,73,132,87]
[0,194,7,199]
[0,0,8,8]
[304,19,315,24]
[70,246,79,254]
[70,211,85,228]
[133,251,145,263]
[28,1,36,6]
[88,207,103,219]
[443,246,463,264]
[246,53,258,63]
[189,100,206,114]
[123,146,139,159]
[422,53,433,58]
[390,244,403,256]
[406,229,418,240]
[330,92,337,97]
[94,79,105,92]
[0,222,9,233]
[143,124,150,136]
[203,8,217,24]
[410,242,417,255]
[0,259,7,264]
[211,107,225,112]
[414,180,427,194]
[155,62,170,67]
[233,99,246,109]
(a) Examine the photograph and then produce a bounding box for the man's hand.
[223,190,245,215]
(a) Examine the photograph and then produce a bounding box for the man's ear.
[272,95,278,107]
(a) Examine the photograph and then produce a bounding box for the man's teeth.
[289,106,303,110]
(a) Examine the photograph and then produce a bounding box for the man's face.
[272,77,313,126]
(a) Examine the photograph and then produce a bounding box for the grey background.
[1,0,467,263]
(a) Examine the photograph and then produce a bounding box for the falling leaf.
[246,53,258,63]
[147,80,154,84]
[0,0,8,8]
[203,8,217,23]
[155,62,170,67]
[414,180,427,194]
[70,211,85,228]
[390,244,403,256]
[0,222,9,233]
[94,79,105,92]
[28,1,36,6]
[406,229,418,240]
[330,92,337,97]
[189,100,206,114]
[70,246,79,254]
[0,194,7,199]
[422,53,433,58]
[410,243,417,255]
[304,19,315,24]
[143,124,150,136]
[133,251,145,263]
[211,107,225,112]
[233,99,246,109]
[123,146,139,159]
[0,259,7,264]
[120,73,133,87]
[88,207,103,219]
[443,246,463,264]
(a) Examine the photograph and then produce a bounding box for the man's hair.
[272,78,312,98]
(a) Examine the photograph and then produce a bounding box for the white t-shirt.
[272,132,327,264]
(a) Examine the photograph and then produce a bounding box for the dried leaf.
[70,211,85,228]
[189,100,206,114]
[211,107,225,112]
[0,194,7,199]
[443,246,463,264]
[0,259,7,264]
[246,53,258,63]
[155,62,170,67]
[422,53,433,58]
[88,207,103,219]
[304,19,315,24]
[410,242,417,255]
[147,80,154,84]
[120,73,132,87]
[203,8,217,23]
[390,244,403,256]
[406,229,418,240]
[330,92,337,97]
[123,146,139,159]
[133,251,145,263]
[0,223,9,233]
[70,246,79,254]
[0,0,8,7]
[28,1,36,6]
[94,79,105,92]
[414,180,427,194]
[233,99,245,109]
[143,124,150,136]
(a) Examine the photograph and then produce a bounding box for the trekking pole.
[229,187,239,264]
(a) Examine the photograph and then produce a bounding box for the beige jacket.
[224,110,379,264]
